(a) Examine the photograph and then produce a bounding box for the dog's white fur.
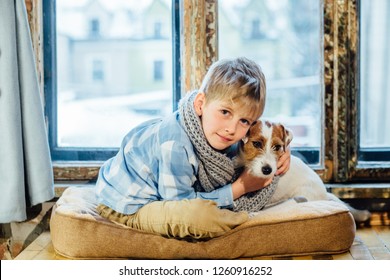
[237,120,371,223]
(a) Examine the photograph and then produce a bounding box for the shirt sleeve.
[157,140,234,208]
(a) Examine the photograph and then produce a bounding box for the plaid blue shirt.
[95,111,234,215]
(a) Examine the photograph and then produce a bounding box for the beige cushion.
[50,186,356,259]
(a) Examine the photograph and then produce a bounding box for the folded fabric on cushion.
[50,186,356,259]
[96,199,249,239]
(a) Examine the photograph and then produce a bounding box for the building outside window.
[46,0,173,159]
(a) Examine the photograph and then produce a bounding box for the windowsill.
[53,162,102,181]
[53,161,104,167]
[357,162,390,169]
[326,183,390,199]
[54,181,95,198]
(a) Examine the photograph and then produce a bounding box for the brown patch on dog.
[241,121,293,163]
[241,122,267,162]
[271,123,292,154]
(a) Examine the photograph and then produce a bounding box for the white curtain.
[0,0,54,223]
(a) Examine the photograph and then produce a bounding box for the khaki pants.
[97,199,248,239]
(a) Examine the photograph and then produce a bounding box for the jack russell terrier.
[236,120,371,223]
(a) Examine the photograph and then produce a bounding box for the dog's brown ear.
[283,126,293,148]
[242,122,260,144]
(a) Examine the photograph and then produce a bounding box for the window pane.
[360,0,390,149]
[56,0,172,148]
[218,0,322,149]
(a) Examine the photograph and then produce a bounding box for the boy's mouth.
[217,133,233,142]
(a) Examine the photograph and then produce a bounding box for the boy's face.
[194,93,259,151]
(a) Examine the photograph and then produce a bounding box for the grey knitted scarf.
[179,91,277,212]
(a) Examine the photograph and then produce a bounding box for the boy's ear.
[194,92,206,116]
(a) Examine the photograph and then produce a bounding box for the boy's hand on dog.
[275,146,291,176]
[232,170,273,200]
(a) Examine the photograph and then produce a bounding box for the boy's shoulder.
[123,111,190,147]
[158,111,189,143]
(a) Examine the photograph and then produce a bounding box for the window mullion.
[181,0,217,93]
[324,0,357,182]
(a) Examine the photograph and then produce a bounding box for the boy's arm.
[158,140,286,206]
[158,141,234,208]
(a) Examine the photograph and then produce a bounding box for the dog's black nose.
[262,165,272,175]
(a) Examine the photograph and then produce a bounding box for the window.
[250,18,263,39]
[154,21,163,38]
[359,0,390,163]
[37,0,389,182]
[153,60,164,81]
[89,18,100,37]
[218,0,323,165]
[91,59,105,82]
[44,0,177,161]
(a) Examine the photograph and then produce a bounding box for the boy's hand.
[275,145,291,176]
[232,170,273,200]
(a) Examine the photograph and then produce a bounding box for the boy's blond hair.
[199,57,266,119]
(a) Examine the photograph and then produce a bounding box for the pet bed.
[50,186,356,259]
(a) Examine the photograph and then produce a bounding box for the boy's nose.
[225,123,237,134]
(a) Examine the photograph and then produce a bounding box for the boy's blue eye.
[241,119,250,125]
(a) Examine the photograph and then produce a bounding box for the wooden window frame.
[26,0,390,183]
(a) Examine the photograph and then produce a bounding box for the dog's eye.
[252,141,263,149]
[273,145,282,151]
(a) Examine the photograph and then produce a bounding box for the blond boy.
[95,57,290,239]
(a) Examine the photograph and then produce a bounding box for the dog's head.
[238,120,293,179]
